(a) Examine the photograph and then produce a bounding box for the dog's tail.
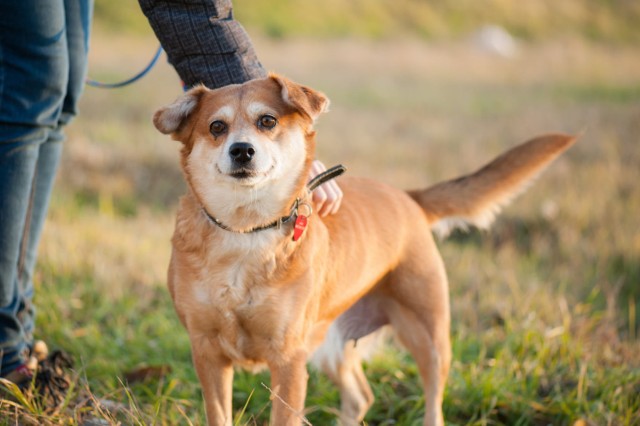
[408,134,577,238]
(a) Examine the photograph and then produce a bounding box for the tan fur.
[153,74,576,426]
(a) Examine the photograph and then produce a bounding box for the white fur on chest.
[191,230,281,303]
[185,231,286,363]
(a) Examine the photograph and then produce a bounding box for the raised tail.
[408,134,577,237]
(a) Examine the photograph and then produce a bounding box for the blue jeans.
[0,0,92,376]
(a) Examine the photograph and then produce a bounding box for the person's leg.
[13,134,63,350]
[13,0,94,351]
[59,0,93,128]
[0,0,91,377]
[0,0,68,377]
[0,143,42,376]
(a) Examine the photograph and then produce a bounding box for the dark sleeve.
[138,0,267,89]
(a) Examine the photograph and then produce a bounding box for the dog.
[152,74,575,426]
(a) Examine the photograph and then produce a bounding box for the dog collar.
[202,164,346,236]
[203,199,301,234]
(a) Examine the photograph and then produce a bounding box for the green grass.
[2,28,640,425]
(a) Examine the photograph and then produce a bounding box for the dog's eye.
[209,120,227,136]
[258,115,277,130]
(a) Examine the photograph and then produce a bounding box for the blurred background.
[30,0,640,424]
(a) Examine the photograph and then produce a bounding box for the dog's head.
[153,74,329,231]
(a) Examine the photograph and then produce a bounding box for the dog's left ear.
[153,85,208,135]
[269,73,329,122]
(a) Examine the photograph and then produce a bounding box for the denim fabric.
[139,0,267,89]
[0,0,92,376]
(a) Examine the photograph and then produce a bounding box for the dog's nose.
[229,142,255,165]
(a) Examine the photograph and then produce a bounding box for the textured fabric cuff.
[138,0,267,89]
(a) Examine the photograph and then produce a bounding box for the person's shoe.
[1,340,50,387]
[1,362,35,387]
[1,343,73,410]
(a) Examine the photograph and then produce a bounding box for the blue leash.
[85,46,163,89]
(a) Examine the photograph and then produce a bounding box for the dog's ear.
[153,85,208,135]
[269,73,329,122]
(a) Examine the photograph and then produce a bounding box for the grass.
[95,0,640,43]
[2,22,640,426]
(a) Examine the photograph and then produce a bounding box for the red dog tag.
[292,215,308,241]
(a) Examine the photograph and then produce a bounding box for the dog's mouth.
[229,168,256,180]
[216,164,276,183]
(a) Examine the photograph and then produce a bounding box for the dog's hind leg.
[312,321,389,424]
[331,341,375,425]
[388,305,449,426]
[383,257,451,426]
[312,330,374,426]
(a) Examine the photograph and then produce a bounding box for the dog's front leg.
[269,350,309,426]
[191,336,234,426]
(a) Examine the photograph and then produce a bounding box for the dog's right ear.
[269,73,329,122]
[153,85,208,135]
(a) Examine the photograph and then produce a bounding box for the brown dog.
[152,74,575,426]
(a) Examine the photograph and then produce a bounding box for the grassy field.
[2,14,640,426]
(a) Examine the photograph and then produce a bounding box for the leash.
[203,164,346,240]
[307,164,347,192]
[85,46,163,89]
